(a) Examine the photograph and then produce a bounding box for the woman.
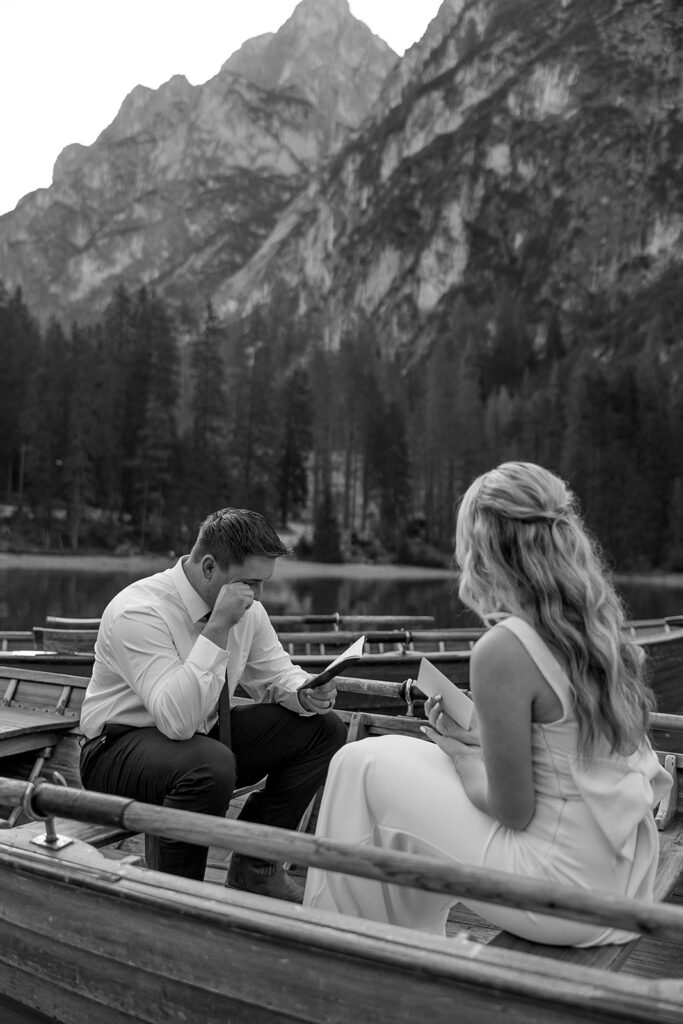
[303,462,671,944]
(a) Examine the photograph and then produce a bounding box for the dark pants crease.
[80,704,346,880]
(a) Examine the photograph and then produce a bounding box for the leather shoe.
[226,854,304,903]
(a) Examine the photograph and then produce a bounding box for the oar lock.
[24,772,75,850]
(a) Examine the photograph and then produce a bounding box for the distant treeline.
[1,274,682,571]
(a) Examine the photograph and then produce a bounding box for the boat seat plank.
[0,707,78,758]
[44,616,101,628]
[33,626,99,653]
[0,708,78,737]
[489,827,683,970]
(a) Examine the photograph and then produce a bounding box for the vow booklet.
[298,635,366,690]
[417,658,474,730]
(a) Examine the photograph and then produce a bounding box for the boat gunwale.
[0,833,682,1024]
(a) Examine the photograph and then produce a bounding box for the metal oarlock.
[400,678,417,717]
[28,774,74,850]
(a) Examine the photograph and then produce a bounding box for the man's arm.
[237,604,317,715]
[107,608,229,740]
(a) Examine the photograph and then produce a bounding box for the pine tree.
[130,290,180,548]
[0,286,42,503]
[226,309,280,516]
[632,345,671,567]
[560,352,608,533]
[22,319,70,539]
[275,366,312,528]
[63,324,99,550]
[370,399,411,550]
[311,483,343,563]
[186,303,232,519]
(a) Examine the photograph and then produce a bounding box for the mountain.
[2,0,680,362]
[2,0,681,568]
[222,0,396,150]
[213,0,683,363]
[0,0,396,324]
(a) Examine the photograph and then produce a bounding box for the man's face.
[207,554,276,605]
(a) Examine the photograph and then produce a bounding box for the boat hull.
[0,833,680,1024]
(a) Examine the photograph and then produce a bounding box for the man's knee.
[199,741,237,796]
[170,743,237,814]
[318,711,347,754]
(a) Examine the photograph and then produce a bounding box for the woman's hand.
[420,724,482,765]
[423,695,480,747]
[422,694,482,768]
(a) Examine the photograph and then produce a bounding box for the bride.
[303,461,671,946]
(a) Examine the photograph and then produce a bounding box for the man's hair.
[191,508,289,567]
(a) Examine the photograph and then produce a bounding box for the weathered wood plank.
[0,709,77,738]
[4,778,683,944]
[1,842,683,1024]
[32,627,99,653]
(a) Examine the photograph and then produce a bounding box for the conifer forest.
[1,274,682,572]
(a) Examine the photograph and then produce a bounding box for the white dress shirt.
[79,557,311,740]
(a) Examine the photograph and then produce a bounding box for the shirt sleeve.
[238,605,313,716]
[107,607,228,739]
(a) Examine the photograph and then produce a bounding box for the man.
[79,508,346,901]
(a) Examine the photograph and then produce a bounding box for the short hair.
[191,508,289,567]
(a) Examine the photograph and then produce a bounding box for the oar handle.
[2,776,682,943]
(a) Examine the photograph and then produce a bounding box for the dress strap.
[496,616,573,718]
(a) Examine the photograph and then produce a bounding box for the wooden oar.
[2,776,683,943]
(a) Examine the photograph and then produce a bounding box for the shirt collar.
[170,556,211,624]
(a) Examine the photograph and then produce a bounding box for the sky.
[0,0,444,217]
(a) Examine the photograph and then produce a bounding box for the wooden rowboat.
[0,615,438,652]
[1,616,683,713]
[0,663,682,1022]
[0,756,682,1024]
[0,744,681,1024]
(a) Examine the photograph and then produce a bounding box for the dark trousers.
[80,705,346,881]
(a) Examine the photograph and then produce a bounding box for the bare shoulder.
[470,623,538,696]
[471,622,530,670]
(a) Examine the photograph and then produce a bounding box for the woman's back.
[478,616,670,943]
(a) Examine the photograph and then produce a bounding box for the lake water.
[1,561,682,630]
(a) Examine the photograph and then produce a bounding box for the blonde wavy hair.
[455,462,654,757]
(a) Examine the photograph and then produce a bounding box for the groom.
[79,507,346,900]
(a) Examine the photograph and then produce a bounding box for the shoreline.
[0,551,455,580]
[0,551,682,585]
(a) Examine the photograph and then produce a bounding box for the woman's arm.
[425,626,536,830]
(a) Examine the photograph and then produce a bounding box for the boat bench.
[32,625,99,653]
[0,665,85,827]
[278,628,482,657]
[337,709,683,974]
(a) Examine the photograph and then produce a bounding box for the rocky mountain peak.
[222,0,397,136]
[0,1,399,325]
[214,0,683,367]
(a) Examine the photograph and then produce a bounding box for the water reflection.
[263,573,476,626]
[616,581,683,621]
[1,564,682,630]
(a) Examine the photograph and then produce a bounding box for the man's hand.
[203,583,254,642]
[298,679,337,715]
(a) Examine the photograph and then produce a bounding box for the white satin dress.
[304,616,672,945]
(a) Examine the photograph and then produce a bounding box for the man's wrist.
[297,687,313,712]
